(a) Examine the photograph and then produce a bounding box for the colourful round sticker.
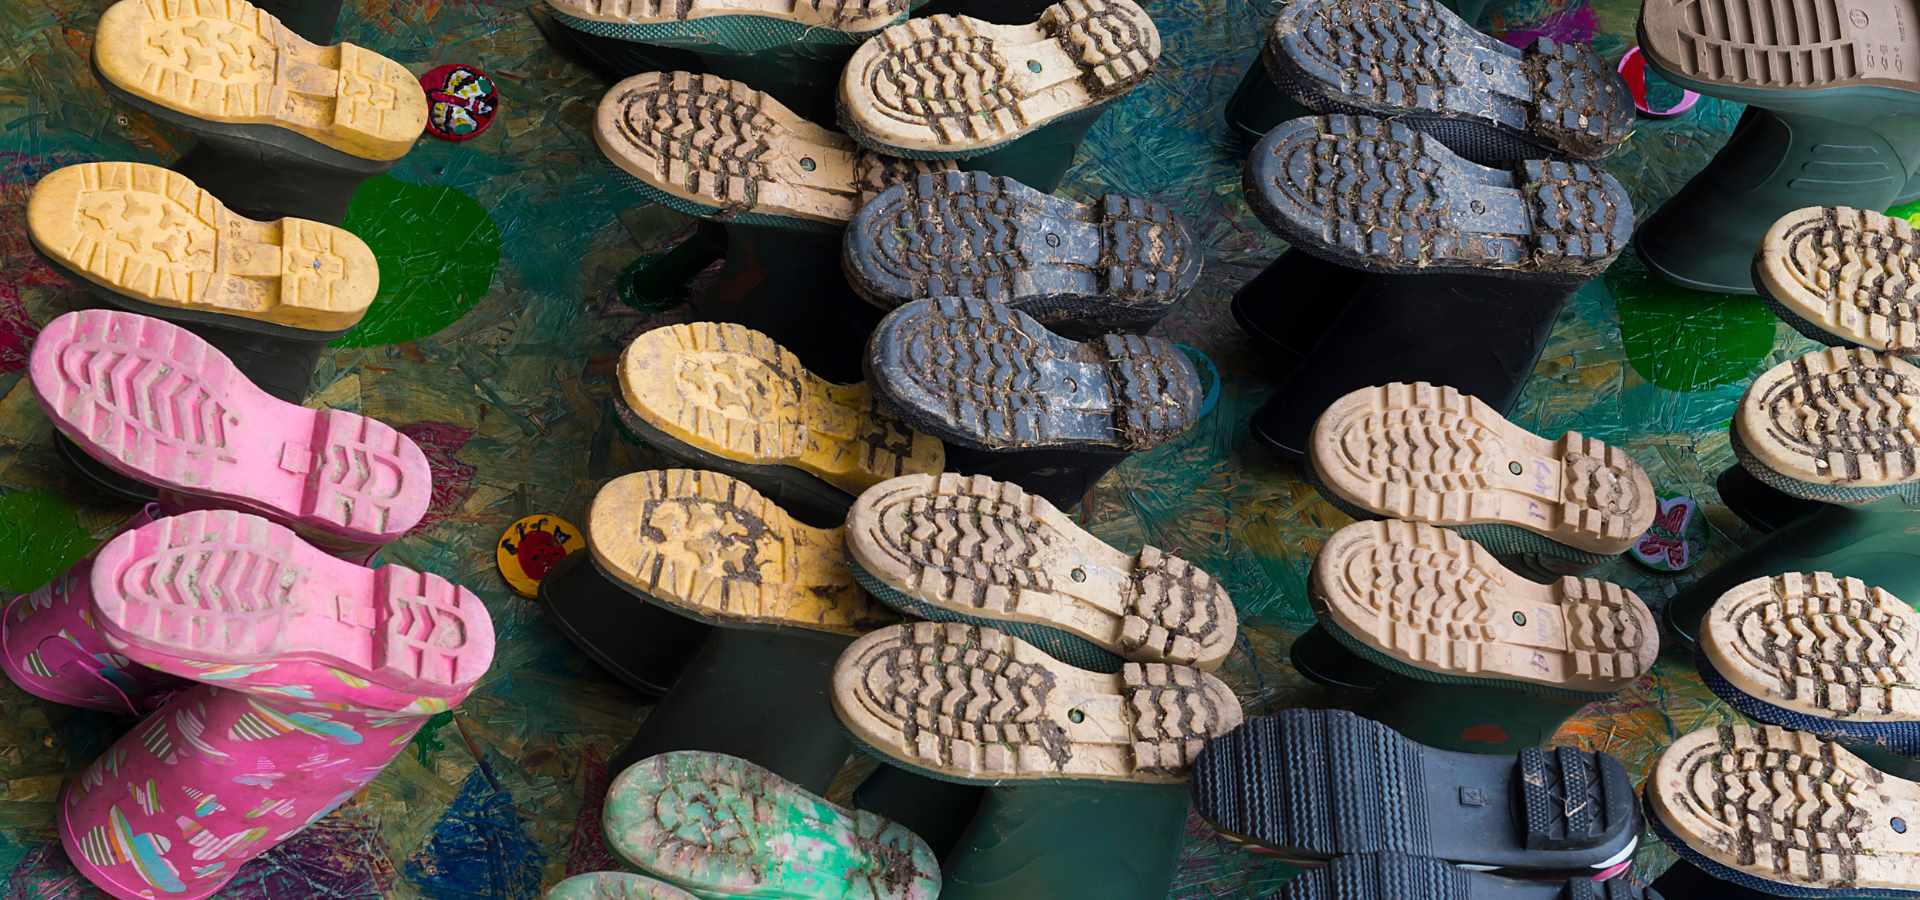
[1616,47,1700,118]
[496,514,583,598]
[1630,495,1708,573]
[421,64,499,142]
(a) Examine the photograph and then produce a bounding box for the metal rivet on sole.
[1069,708,1085,723]
[1509,461,1523,475]
[1896,817,1908,834]
[800,158,816,171]
[1071,568,1087,582]
[1471,200,1486,214]
[1513,611,1527,626]
[1028,60,1044,73]
[1480,61,1494,74]
[1046,233,1061,247]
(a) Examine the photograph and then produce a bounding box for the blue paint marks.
[405,766,546,899]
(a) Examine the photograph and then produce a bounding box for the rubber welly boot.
[947,107,1105,194]
[1289,624,1388,693]
[536,552,710,697]
[940,444,1132,510]
[55,434,159,503]
[250,0,340,43]
[610,628,852,795]
[1647,860,1782,900]
[1231,250,1370,379]
[1250,273,1574,464]
[696,226,880,385]
[530,6,707,83]
[850,764,985,861]
[1714,462,1824,535]
[937,782,1195,900]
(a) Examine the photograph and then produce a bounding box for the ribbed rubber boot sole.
[1640,0,1920,96]
[846,472,1238,669]
[545,873,695,900]
[595,71,952,229]
[1247,115,1633,279]
[93,0,426,162]
[1733,348,1920,499]
[89,509,492,703]
[549,0,909,32]
[1267,0,1631,160]
[831,621,1242,783]
[868,296,1205,451]
[1280,853,1648,900]
[843,170,1199,329]
[1311,519,1656,693]
[1649,723,1920,898]
[1191,709,1638,871]
[1757,206,1920,353]
[838,0,1160,157]
[588,469,899,635]
[1703,572,1920,729]
[1309,382,1656,556]
[605,751,941,899]
[620,321,944,496]
[26,162,377,334]
[29,310,431,543]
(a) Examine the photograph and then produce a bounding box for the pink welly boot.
[58,509,495,899]
[2,504,187,714]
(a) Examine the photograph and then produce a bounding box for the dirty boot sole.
[89,509,493,705]
[1266,0,1632,161]
[1309,382,1657,557]
[838,0,1160,158]
[596,71,952,230]
[605,750,941,899]
[1648,723,1920,898]
[1733,348,1920,503]
[1247,115,1633,280]
[94,0,426,162]
[27,162,377,336]
[1281,852,1650,900]
[831,621,1242,784]
[1192,709,1639,873]
[1311,519,1657,695]
[846,472,1238,671]
[29,310,432,544]
[589,469,900,635]
[868,297,1205,452]
[1639,0,1920,116]
[620,322,944,497]
[843,170,1199,330]
[1756,206,1920,354]
[548,0,909,33]
[545,873,695,900]
[1700,572,1920,751]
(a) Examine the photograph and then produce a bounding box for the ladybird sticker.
[497,514,582,598]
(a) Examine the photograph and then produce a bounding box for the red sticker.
[420,64,499,142]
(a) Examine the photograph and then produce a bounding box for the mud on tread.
[1036,0,1158,96]
[607,72,779,214]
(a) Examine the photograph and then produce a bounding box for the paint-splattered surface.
[0,0,1821,895]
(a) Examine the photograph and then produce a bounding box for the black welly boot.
[1714,461,1825,534]
[1231,250,1370,380]
[695,227,881,385]
[536,552,711,696]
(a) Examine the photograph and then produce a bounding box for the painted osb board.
[0,0,1823,896]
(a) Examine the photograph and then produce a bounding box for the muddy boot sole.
[1309,382,1657,557]
[596,71,952,230]
[843,170,1199,330]
[1247,115,1633,280]
[1733,348,1920,503]
[1647,723,1920,898]
[589,470,900,636]
[620,321,944,498]
[1192,709,1639,873]
[1266,0,1631,161]
[845,472,1237,671]
[1311,519,1657,695]
[545,873,695,900]
[548,0,910,38]
[605,750,941,899]
[831,621,1242,784]
[94,0,425,161]
[867,296,1204,452]
[1700,572,1920,752]
[838,0,1160,158]
[1756,206,1920,354]
[1281,852,1650,900]
[27,162,377,336]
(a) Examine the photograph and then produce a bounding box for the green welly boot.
[850,765,983,861]
[940,782,1194,900]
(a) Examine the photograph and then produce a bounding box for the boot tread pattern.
[1653,0,1865,86]
[1331,383,1501,518]
[1518,744,1630,850]
[36,309,234,480]
[1558,577,1650,681]
[858,15,1025,143]
[1717,572,1920,717]
[1559,432,1652,541]
[551,0,909,29]
[1100,192,1191,301]
[1036,0,1159,95]
[1749,348,1920,484]
[1522,159,1628,264]
[605,72,783,215]
[1528,38,1634,155]
[302,409,420,536]
[1775,206,1920,351]
[1281,853,1647,900]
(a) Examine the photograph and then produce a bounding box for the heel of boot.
[1525,38,1632,159]
[1556,431,1654,546]
[301,408,431,541]
[1099,193,1193,309]
[373,563,490,696]
[1100,334,1202,449]
[1038,0,1160,96]
[1516,744,1634,850]
[1519,160,1632,276]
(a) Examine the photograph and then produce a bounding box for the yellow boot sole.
[588,469,899,635]
[27,162,378,333]
[619,322,944,496]
[94,0,426,162]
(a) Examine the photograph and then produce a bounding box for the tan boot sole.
[1703,572,1920,722]
[846,472,1237,670]
[1758,206,1920,352]
[588,469,899,635]
[596,71,949,226]
[27,162,377,333]
[1734,348,1920,490]
[1649,723,1920,893]
[620,322,943,495]
[1640,0,1920,94]
[547,0,908,32]
[1309,382,1656,556]
[839,0,1160,155]
[831,621,1242,784]
[94,0,425,162]
[1311,519,1657,692]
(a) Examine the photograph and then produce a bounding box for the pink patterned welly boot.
[2,504,188,714]
[58,509,495,899]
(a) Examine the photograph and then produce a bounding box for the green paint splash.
[1612,261,1775,392]
[333,176,501,348]
[410,709,456,765]
[0,490,94,594]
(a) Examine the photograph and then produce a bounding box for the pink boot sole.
[29,310,431,544]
